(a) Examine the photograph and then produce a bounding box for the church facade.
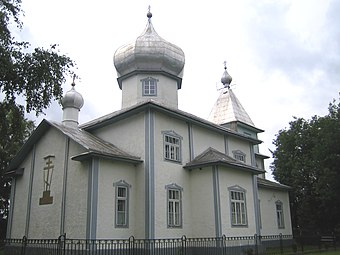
[5,11,292,240]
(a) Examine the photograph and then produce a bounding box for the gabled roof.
[81,100,262,145]
[257,177,292,191]
[208,88,260,130]
[6,119,142,173]
[183,147,264,174]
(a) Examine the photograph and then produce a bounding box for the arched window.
[113,180,131,228]
[276,200,285,229]
[165,183,183,228]
[228,185,248,226]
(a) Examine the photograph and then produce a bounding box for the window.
[229,186,247,226]
[163,131,182,162]
[141,77,158,96]
[276,201,285,229]
[232,150,246,163]
[114,180,130,228]
[166,183,182,228]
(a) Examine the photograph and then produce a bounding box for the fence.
[1,233,334,255]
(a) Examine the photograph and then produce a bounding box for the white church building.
[5,11,292,240]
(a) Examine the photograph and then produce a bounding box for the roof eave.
[117,70,182,89]
[71,151,143,164]
[184,160,265,174]
[6,119,51,172]
[82,102,262,145]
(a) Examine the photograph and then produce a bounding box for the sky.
[16,0,340,180]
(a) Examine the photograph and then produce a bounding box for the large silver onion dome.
[114,11,185,79]
[61,82,84,110]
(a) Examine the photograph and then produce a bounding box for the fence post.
[279,233,283,255]
[222,234,227,255]
[21,236,27,255]
[254,234,258,255]
[58,233,66,255]
[181,235,187,255]
[129,236,135,255]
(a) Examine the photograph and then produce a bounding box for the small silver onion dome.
[221,62,232,87]
[114,10,185,79]
[61,82,84,110]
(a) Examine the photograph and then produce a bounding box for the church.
[5,10,292,240]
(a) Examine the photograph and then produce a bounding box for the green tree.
[0,102,35,239]
[1,0,75,113]
[271,99,340,235]
[0,0,76,238]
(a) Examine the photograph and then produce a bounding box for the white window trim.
[162,131,182,163]
[232,150,246,163]
[141,77,158,96]
[228,185,248,227]
[113,180,130,228]
[165,183,183,228]
[276,200,285,229]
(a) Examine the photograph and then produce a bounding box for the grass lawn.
[309,251,340,255]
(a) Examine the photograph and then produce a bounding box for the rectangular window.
[168,189,182,227]
[115,186,128,227]
[276,202,285,228]
[164,134,181,162]
[230,190,247,226]
[142,78,157,96]
[234,154,245,162]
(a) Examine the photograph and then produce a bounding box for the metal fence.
[1,233,335,255]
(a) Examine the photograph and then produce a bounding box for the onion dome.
[114,10,185,80]
[221,61,232,88]
[61,80,84,110]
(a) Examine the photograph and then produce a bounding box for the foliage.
[271,98,340,235]
[0,102,35,239]
[0,0,76,114]
[0,0,76,238]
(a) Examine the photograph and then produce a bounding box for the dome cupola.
[61,77,84,127]
[61,84,84,110]
[113,10,185,89]
[221,61,232,88]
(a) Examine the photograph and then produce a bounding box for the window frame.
[232,150,246,163]
[276,200,285,229]
[228,185,248,227]
[141,77,158,96]
[162,131,182,163]
[166,183,183,228]
[113,180,130,228]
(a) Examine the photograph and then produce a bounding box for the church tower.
[208,63,263,138]
[113,9,185,109]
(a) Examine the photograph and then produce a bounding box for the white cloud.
[19,0,340,180]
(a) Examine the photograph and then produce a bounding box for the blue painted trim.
[60,137,70,235]
[224,135,229,155]
[145,109,155,239]
[187,123,194,160]
[252,175,261,235]
[212,166,222,237]
[6,177,16,238]
[250,144,255,167]
[25,144,36,237]
[86,157,99,239]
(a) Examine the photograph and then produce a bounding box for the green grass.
[309,250,340,255]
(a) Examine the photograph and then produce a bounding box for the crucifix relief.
[39,155,54,205]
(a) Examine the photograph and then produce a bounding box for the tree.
[0,102,35,239]
[271,99,340,235]
[0,0,76,238]
[1,0,75,114]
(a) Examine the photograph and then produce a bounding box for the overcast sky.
[18,0,340,180]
